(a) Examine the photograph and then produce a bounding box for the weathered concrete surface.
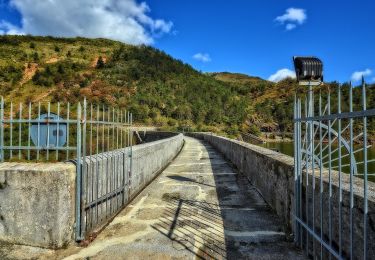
[0,163,76,249]
[11,136,306,259]
[187,132,375,259]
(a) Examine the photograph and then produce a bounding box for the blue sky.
[1,0,375,83]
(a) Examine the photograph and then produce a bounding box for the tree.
[29,42,35,49]
[33,52,39,62]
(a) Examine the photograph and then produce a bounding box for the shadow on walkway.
[151,137,306,259]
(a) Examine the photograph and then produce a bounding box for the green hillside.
[0,35,301,137]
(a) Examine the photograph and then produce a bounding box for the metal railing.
[0,97,133,240]
[294,78,374,259]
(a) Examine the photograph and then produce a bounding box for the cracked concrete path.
[2,136,306,260]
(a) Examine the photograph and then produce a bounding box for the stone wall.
[186,132,375,259]
[0,163,76,249]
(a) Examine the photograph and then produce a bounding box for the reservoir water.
[260,141,375,182]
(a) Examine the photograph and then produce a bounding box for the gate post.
[75,101,83,241]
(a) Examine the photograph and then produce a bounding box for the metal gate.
[293,79,374,259]
[75,99,133,241]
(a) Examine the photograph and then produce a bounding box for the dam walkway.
[7,137,305,259]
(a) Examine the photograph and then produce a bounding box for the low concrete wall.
[0,163,76,249]
[130,133,183,199]
[0,133,183,249]
[187,132,375,259]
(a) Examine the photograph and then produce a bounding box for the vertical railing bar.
[81,98,87,236]
[75,101,82,240]
[319,90,323,259]
[89,103,93,230]
[127,111,130,190]
[18,103,22,160]
[111,107,115,213]
[305,91,309,255]
[338,84,342,258]
[298,98,303,247]
[120,110,124,207]
[37,102,40,161]
[310,83,316,257]
[0,97,4,162]
[107,106,110,216]
[102,104,106,221]
[130,113,133,184]
[362,77,368,260]
[27,102,31,160]
[328,88,333,260]
[46,102,50,160]
[10,102,13,159]
[66,103,70,160]
[349,82,354,260]
[56,102,60,161]
[116,108,120,211]
[95,105,99,227]
[123,110,127,206]
[294,94,298,245]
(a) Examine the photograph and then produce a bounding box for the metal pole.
[327,88,333,259]
[0,97,4,162]
[37,102,40,161]
[338,84,342,258]
[27,102,31,160]
[319,91,323,259]
[294,95,299,244]
[81,98,87,237]
[46,102,50,160]
[18,103,22,160]
[75,101,82,241]
[349,82,354,260]
[362,77,368,260]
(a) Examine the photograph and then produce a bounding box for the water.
[260,141,375,181]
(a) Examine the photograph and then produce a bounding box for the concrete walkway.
[2,136,306,259]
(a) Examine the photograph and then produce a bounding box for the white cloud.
[193,53,211,63]
[286,23,296,31]
[268,68,296,82]
[275,8,306,30]
[0,0,173,45]
[0,20,24,35]
[351,69,372,82]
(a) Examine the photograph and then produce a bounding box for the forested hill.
[0,35,300,137]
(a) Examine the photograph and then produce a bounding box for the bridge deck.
[5,136,305,259]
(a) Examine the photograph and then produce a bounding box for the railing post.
[75,101,83,241]
[81,98,87,238]
[362,77,368,260]
[0,96,4,162]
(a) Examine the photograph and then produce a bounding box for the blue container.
[30,113,67,148]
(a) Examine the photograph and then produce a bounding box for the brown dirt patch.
[20,63,38,86]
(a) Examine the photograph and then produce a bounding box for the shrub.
[96,56,105,69]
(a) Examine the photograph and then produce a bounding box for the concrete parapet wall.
[0,163,76,249]
[0,133,183,249]
[129,133,183,199]
[186,132,375,259]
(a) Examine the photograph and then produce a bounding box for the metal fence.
[0,97,133,241]
[294,78,374,259]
